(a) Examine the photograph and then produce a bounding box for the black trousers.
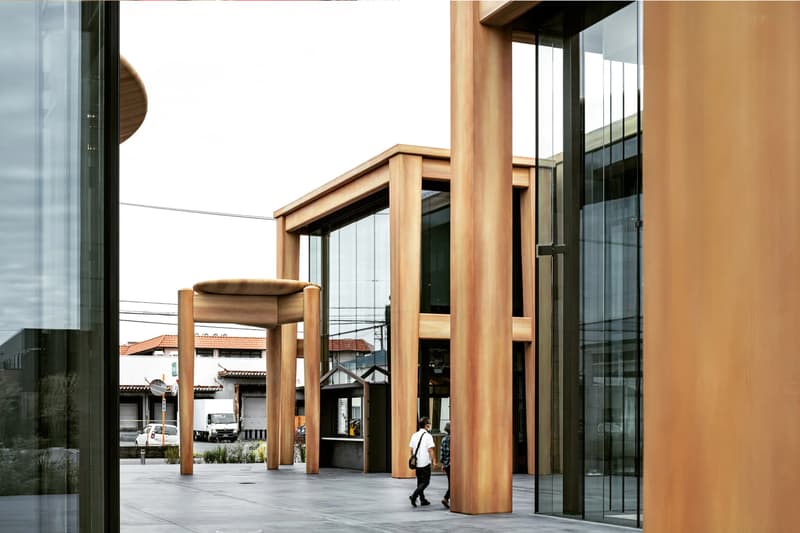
[411,464,432,502]
[443,465,450,500]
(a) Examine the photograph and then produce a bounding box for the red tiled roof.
[329,338,372,353]
[121,335,373,355]
[121,335,267,355]
[119,384,222,392]
[217,370,266,379]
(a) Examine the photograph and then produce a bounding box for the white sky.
[119,1,535,345]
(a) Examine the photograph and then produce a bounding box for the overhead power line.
[120,201,275,221]
[120,299,177,306]
[120,318,264,332]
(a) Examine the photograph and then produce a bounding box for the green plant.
[255,441,266,463]
[202,442,262,464]
[164,446,180,464]
[203,445,228,464]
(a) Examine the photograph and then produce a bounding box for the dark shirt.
[440,434,450,468]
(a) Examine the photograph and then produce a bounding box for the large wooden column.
[266,326,282,470]
[450,1,513,514]
[388,153,422,478]
[519,168,537,475]
[177,289,195,475]
[302,285,321,474]
[277,217,300,465]
[644,3,800,532]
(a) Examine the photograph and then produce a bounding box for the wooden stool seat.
[194,278,313,296]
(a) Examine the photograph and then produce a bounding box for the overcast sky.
[119,1,535,344]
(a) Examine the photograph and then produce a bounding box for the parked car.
[135,424,179,447]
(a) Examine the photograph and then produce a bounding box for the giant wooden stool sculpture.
[177,279,320,475]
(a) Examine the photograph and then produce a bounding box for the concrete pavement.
[121,463,636,532]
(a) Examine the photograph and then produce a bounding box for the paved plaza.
[121,462,635,532]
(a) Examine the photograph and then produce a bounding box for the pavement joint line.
[123,502,202,533]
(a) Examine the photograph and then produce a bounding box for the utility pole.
[161,373,166,447]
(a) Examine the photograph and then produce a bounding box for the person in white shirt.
[408,416,436,507]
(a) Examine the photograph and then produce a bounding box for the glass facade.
[420,189,450,314]
[527,1,643,527]
[417,186,528,470]
[0,2,118,531]
[310,208,390,384]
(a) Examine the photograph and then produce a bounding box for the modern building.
[273,144,539,478]
[454,2,799,530]
[273,1,800,530]
[2,1,798,532]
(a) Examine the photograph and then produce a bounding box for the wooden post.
[303,285,321,474]
[450,1,513,514]
[277,217,300,465]
[388,153,422,478]
[177,289,195,475]
[266,326,282,470]
[644,3,800,532]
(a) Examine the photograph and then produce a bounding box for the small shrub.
[202,442,263,464]
[164,446,179,464]
[203,446,228,464]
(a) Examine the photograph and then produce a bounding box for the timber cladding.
[644,3,800,532]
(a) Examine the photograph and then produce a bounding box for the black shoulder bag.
[408,430,426,469]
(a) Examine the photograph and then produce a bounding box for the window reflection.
[533,1,642,527]
[322,209,390,385]
[0,1,116,531]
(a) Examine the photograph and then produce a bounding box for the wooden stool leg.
[266,326,282,470]
[178,289,195,475]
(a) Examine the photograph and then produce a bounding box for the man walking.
[409,416,436,507]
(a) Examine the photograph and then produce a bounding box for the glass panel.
[536,36,565,248]
[533,2,642,527]
[337,398,348,435]
[535,254,564,514]
[321,209,390,385]
[0,2,115,531]
[420,190,450,314]
[579,2,642,527]
[309,234,322,286]
[418,340,449,455]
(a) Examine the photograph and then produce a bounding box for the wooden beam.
[274,145,449,219]
[419,313,450,339]
[178,289,195,475]
[389,153,422,479]
[277,217,300,466]
[520,167,537,474]
[193,293,278,327]
[274,143,536,225]
[284,165,390,232]
[303,285,321,474]
[479,1,538,27]
[644,3,800,532]
[422,158,533,188]
[419,313,532,342]
[266,327,282,469]
[451,1,513,514]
